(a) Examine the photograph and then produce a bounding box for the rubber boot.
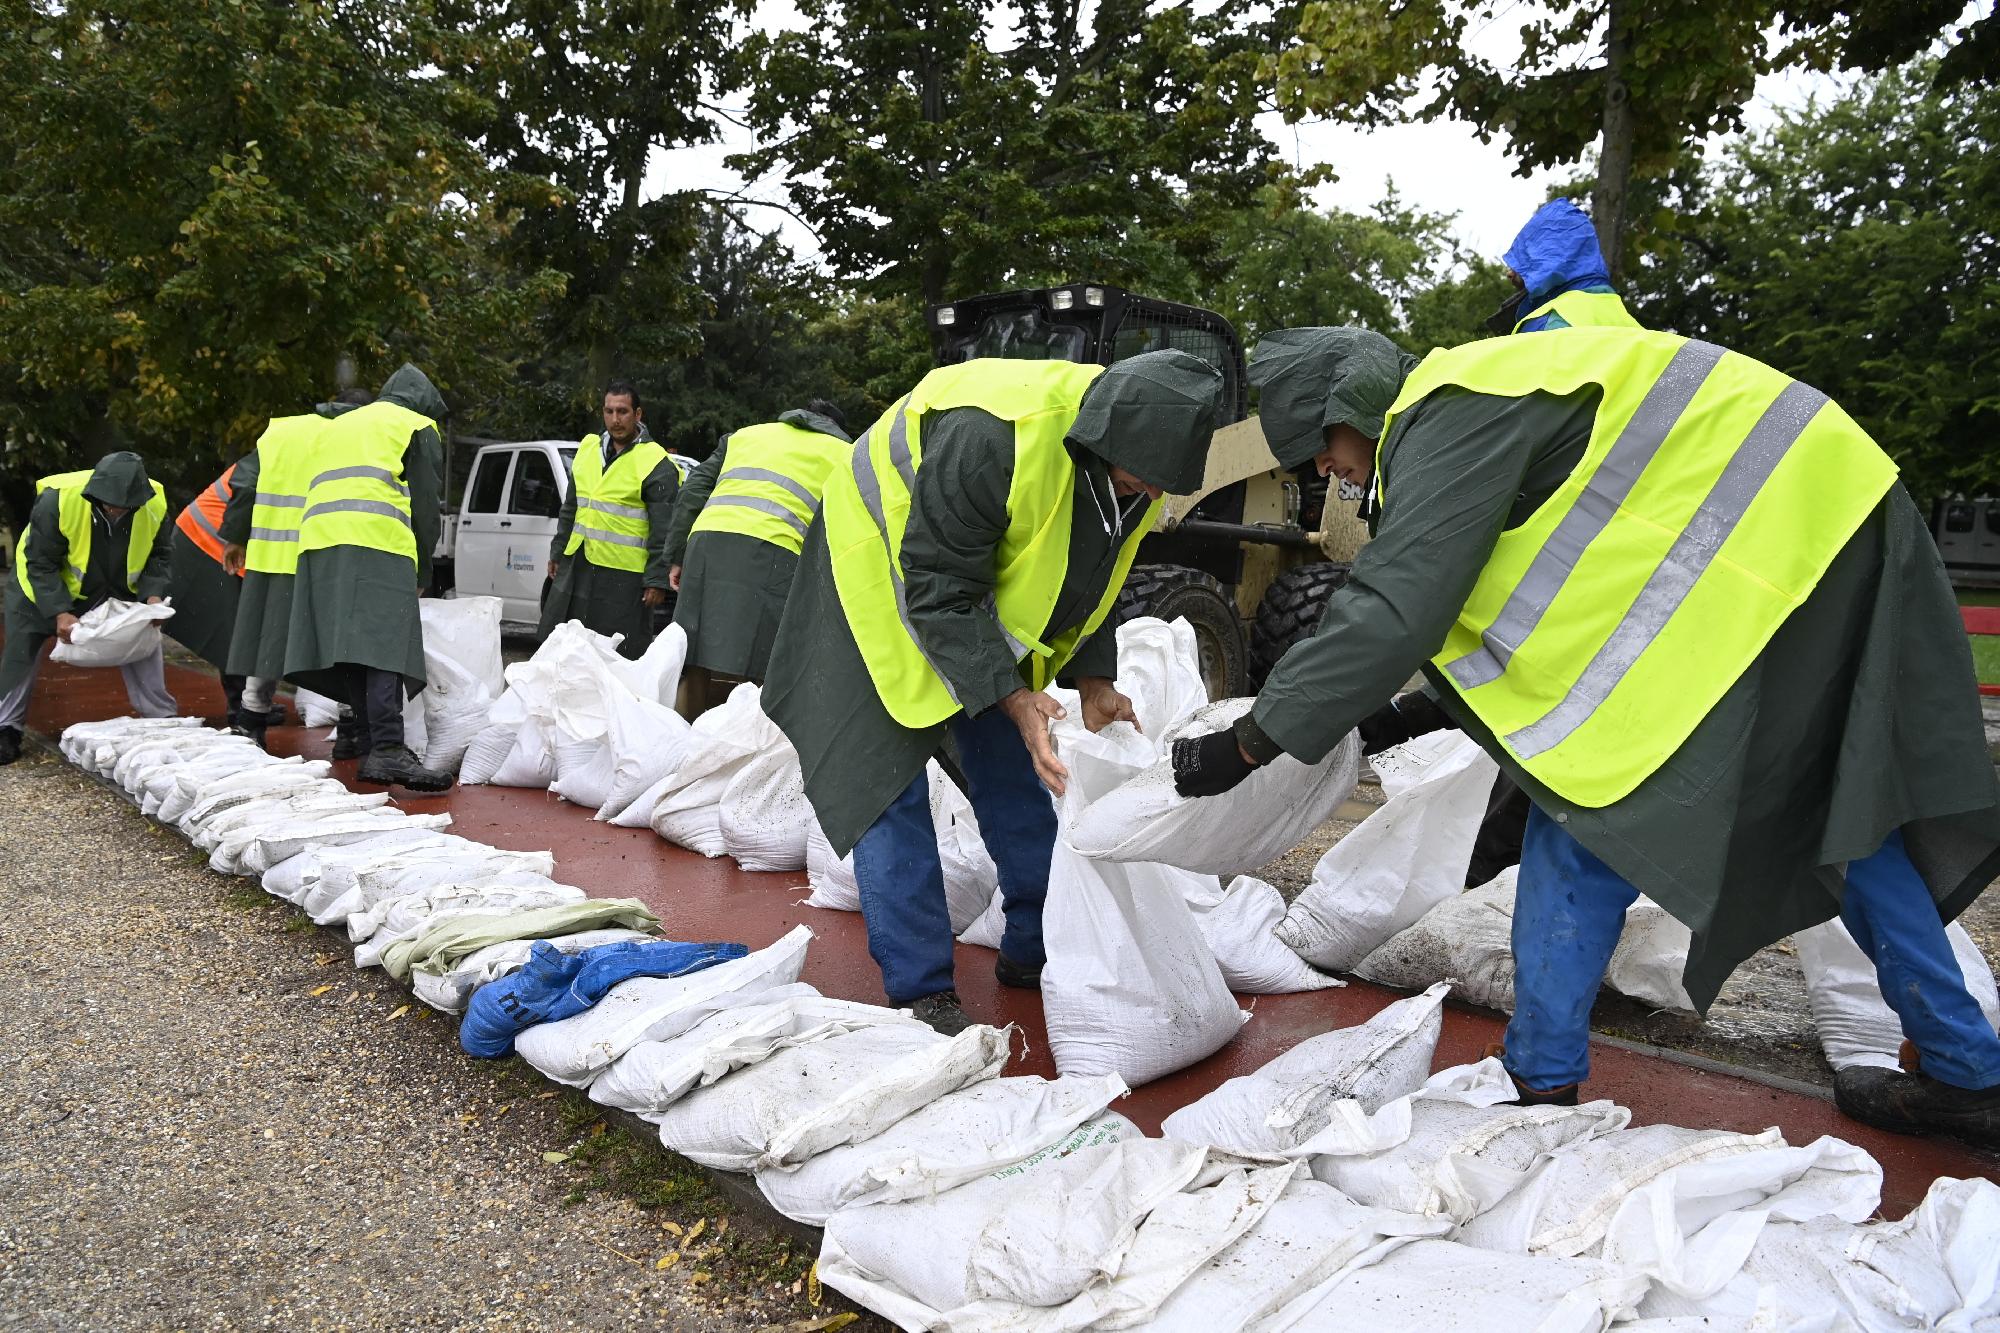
[357,742,453,793]
[331,713,368,761]
[1485,1041,1581,1107]
[1834,1066,2000,1147]
[229,714,268,752]
[995,953,1042,989]
[908,991,974,1037]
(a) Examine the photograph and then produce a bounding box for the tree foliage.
[1629,63,2000,498]
[733,0,1295,308]
[0,0,560,510]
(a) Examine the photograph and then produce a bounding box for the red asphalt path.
[21,651,1999,1217]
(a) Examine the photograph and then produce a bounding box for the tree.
[1267,0,1782,282]
[1778,1,2000,89]
[0,1,559,510]
[733,0,1293,309]
[1628,63,2000,499]
[432,0,754,405]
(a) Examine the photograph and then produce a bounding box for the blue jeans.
[1505,807,2000,1092]
[851,705,1058,1003]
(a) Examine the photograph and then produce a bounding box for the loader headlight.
[934,306,956,327]
[1050,290,1075,311]
[1083,286,1105,307]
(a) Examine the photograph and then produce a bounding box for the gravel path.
[0,745,870,1332]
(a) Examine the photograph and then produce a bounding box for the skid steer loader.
[927,283,1369,697]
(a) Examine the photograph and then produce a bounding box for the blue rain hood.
[1503,200,1612,308]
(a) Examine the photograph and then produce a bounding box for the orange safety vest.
[175,464,238,574]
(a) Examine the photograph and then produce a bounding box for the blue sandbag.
[460,936,749,1058]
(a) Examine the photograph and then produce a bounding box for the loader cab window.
[948,309,1086,363]
[1111,311,1239,420]
[508,449,561,518]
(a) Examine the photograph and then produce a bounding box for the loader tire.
[1250,562,1350,687]
[1113,564,1248,700]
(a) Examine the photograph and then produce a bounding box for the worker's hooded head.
[375,363,447,423]
[1249,327,1418,468]
[1503,199,1612,310]
[1066,349,1223,494]
[80,451,156,513]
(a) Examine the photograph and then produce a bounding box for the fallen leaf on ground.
[541,1150,571,1164]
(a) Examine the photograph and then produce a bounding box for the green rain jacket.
[1239,326,2000,1010]
[662,408,851,681]
[765,350,1223,856]
[539,425,679,661]
[1,452,173,692]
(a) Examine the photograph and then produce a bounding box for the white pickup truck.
[432,439,576,632]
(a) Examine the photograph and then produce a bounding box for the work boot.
[908,991,974,1037]
[1483,1041,1582,1106]
[330,714,368,761]
[1834,1066,2000,1147]
[0,727,20,766]
[229,715,269,752]
[357,743,453,793]
[995,952,1042,989]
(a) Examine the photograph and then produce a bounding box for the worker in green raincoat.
[1,452,177,763]
[220,365,447,790]
[660,400,851,714]
[540,380,679,660]
[764,351,1224,1035]
[1170,325,2000,1144]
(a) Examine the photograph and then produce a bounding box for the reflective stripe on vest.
[565,435,666,572]
[690,420,852,554]
[823,359,1156,729]
[296,401,431,563]
[175,465,237,570]
[245,415,331,575]
[1513,290,1640,333]
[13,469,167,607]
[1376,327,1898,807]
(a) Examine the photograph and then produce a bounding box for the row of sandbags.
[58,714,2000,1331]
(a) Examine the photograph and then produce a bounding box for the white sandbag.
[158,752,300,823]
[549,733,615,810]
[485,720,556,788]
[1145,1177,1454,1333]
[1064,699,1362,875]
[514,924,812,1086]
[816,1134,1201,1328]
[593,688,694,823]
[1795,917,2000,1071]
[1160,983,1449,1158]
[1277,731,1499,971]
[61,715,202,772]
[1354,869,1519,1008]
[1312,1093,1630,1226]
[957,891,1006,950]
[1260,1237,1649,1333]
[342,843,556,908]
[589,987,909,1115]
[261,828,458,907]
[295,687,343,728]
[410,928,658,1014]
[1633,1174,2000,1329]
[1113,615,1209,739]
[50,597,175,666]
[1456,1124,1878,1261]
[1605,897,1696,1015]
[178,761,333,832]
[649,1023,1009,1172]
[613,621,688,708]
[421,594,505,696]
[113,734,232,792]
[650,683,784,856]
[418,652,494,775]
[804,820,859,911]
[719,740,810,871]
[606,765,677,828]
[196,787,390,851]
[136,742,261,815]
[1197,876,1342,994]
[224,810,450,877]
[755,1072,1128,1225]
[455,722,518,785]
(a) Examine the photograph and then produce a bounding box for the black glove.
[1356,692,1450,757]
[1172,728,1257,798]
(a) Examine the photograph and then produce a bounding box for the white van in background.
[1932,497,2000,589]
[434,440,576,632]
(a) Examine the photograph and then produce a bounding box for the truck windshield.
[945,309,1086,363]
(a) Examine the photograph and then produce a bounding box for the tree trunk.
[1592,0,1637,284]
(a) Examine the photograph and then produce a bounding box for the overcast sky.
[652,4,1857,266]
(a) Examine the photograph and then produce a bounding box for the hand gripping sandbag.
[1065,699,1363,875]
[1795,917,2000,1071]
[648,1022,1011,1172]
[754,1072,1128,1225]
[49,597,176,667]
[1160,983,1450,1158]
[513,924,811,1086]
[1277,730,1499,971]
[1111,615,1209,739]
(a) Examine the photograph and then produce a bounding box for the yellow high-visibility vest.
[13,469,167,607]
[824,358,1153,729]
[1513,289,1640,333]
[691,420,852,555]
[243,414,329,576]
[1378,327,1897,807]
[296,401,430,563]
[565,435,667,573]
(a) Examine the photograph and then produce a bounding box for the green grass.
[1972,633,2000,687]
[1956,587,2000,608]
